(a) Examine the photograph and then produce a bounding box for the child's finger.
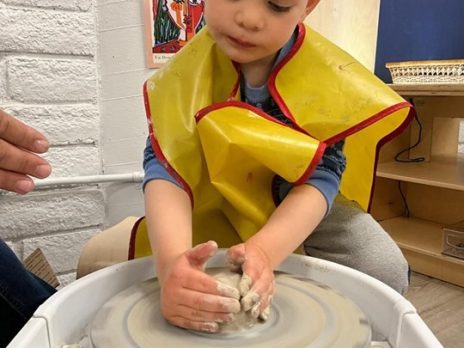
[185,240,218,269]
[180,289,241,314]
[241,289,260,311]
[238,272,252,296]
[253,293,273,320]
[168,301,237,325]
[226,243,246,270]
[166,316,220,333]
[258,301,271,321]
[242,272,274,312]
[177,268,240,299]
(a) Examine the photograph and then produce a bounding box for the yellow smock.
[129,24,413,259]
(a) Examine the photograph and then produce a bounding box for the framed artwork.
[144,0,206,68]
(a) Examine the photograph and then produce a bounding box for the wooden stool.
[76,216,139,279]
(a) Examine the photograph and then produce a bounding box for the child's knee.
[366,253,409,295]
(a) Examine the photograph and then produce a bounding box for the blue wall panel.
[375,0,464,83]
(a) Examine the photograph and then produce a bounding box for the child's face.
[204,0,319,66]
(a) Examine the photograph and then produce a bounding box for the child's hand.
[159,241,241,333]
[226,243,275,321]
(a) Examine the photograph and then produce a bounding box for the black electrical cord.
[397,181,410,217]
[394,99,424,216]
[394,112,425,163]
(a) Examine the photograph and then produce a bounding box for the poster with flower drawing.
[144,0,206,68]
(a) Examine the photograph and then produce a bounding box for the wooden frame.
[143,0,206,68]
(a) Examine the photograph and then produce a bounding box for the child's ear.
[302,0,321,19]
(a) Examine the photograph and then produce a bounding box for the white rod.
[33,172,144,188]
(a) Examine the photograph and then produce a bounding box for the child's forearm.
[246,184,327,269]
[144,180,193,283]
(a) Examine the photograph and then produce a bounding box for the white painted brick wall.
[5,104,99,145]
[2,0,91,11]
[0,56,6,101]
[0,0,103,283]
[23,228,99,274]
[42,146,100,178]
[57,273,78,289]
[0,190,104,240]
[97,0,149,226]
[8,57,97,103]
[0,4,94,55]
[4,240,21,257]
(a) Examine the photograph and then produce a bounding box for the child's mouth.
[227,36,256,48]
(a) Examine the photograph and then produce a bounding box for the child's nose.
[234,9,265,31]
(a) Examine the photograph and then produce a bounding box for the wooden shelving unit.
[372,84,464,287]
[377,153,464,191]
[380,217,464,287]
[388,84,464,97]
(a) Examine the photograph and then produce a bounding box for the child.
[137,0,413,333]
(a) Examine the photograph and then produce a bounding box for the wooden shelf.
[381,217,442,255]
[380,217,464,287]
[377,154,464,191]
[388,84,464,97]
[374,85,464,287]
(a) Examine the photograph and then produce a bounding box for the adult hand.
[160,241,241,333]
[226,242,275,320]
[0,110,51,194]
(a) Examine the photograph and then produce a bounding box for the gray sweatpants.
[303,195,409,295]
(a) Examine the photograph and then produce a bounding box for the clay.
[210,269,259,333]
[89,269,372,348]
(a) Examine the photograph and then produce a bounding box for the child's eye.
[268,1,291,13]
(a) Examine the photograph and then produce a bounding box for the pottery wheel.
[89,270,371,348]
